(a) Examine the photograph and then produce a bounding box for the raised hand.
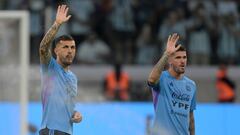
[165,33,181,56]
[39,5,72,64]
[55,5,71,25]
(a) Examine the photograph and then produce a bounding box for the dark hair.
[175,44,186,52]
[51,35,74,58]
[52,35,74,49]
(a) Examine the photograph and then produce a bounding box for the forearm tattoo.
[39,22,61,63]
[155,52,169,73]
[148,52,169,84]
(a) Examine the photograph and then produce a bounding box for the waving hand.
[166,33,180,56]
[55,5,71,24]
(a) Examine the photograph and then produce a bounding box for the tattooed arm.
[148,33,180,84]
[39,22,61,64]
[147,52,169,84]
[189,111,195,135]
[189,86,196,135]
[39,5,71,64]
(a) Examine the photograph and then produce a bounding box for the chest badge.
[186,85,191,92]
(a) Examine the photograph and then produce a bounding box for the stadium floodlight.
[0,11,29,135]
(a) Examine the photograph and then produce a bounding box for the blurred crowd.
[1,0,240,65]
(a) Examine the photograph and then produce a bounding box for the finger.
[72,117,80,123]
[170,33,174,41]
[77,116,82,121]
[173,35,179,43]
[76,117,80,120]
[171,33,177,41]
[57,6,61,16]
[168,35,171,43]
[75,113,80,118]
[57,5,60,13]
[60,5,66,13]
[171,35,179,46]
[63,5,67,12]
[64,7,69,15]
[79,114,82,118]
[71,117,74,122]
[66,15,72,21]
[59,5,63,13]
[175,44,181,50]
[72,117,77,120]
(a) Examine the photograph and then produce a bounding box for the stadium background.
[0,0,240,135]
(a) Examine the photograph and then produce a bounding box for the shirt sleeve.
[190,87,197,111]
[147,81,160,92]
[40,57,55,73]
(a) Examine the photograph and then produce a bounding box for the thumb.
[175,44,181,51]
[66,15,71,21]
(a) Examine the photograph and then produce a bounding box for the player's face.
[55,40,76,66]
[170,51,187,74]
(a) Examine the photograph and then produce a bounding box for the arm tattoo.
[39,22,61,64]
[189,112,195,135]
[148,52,169,84]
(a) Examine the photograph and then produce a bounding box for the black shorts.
[39,127,70,135]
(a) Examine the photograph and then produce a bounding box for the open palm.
[56,5,71,24]
[166,33,180,55]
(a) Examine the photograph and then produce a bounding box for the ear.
[54,47,58,55]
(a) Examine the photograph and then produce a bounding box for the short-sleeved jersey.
[40,57,78,135]
[148,71,196,135]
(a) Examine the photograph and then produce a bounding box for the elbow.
[39,42,44,51]
[148,77,157,85]
[39,47,45,56]
[39,43,48,55]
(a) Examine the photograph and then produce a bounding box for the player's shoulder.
[161,70,169,77]
[183,76,196,87]
[69,71,78,80]
[41,57,57,71]
[46,57,58,67]
[73,73,78,80]
[183,76,197,93]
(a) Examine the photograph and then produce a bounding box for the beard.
[61,56,74,67]
[173,66,185,74]
[62,60,72,66]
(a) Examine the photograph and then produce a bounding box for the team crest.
[186,85,191,92]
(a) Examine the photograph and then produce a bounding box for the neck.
[168,68,183,79]
[57,59,70,71]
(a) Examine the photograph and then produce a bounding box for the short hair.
[175,44,186,52]
[51,35,74,58]
[52,35,74,49]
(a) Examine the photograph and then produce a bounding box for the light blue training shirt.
[148,71,196,135]
[40,57,78,134]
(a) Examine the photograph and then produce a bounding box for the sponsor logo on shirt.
[172,92,190,102]
[170,109,187,118]
[172,100,190,110]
